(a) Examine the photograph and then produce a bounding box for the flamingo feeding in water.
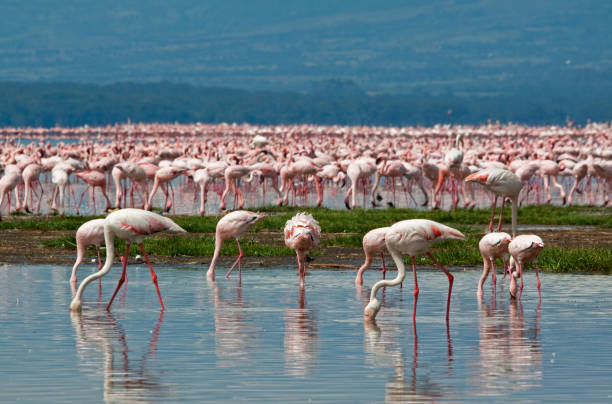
[284,212,321,286]
[465,168,522,237]
[354,227,390,285]
[70,208,186,312]
[507,234,545,298]
[477,232,512,297]
[206,210,266,281]
[364,219,465,322]
[70,218,106,284]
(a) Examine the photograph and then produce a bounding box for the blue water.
[1,264,611,403]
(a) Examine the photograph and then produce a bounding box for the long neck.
[207,237,223,276]
[369,248,406,302]
[72,226,115,306]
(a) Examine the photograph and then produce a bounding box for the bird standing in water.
[206,210,266,281]
[507,234,544,298]
[70,208,186,312]
[355,227,390,286]
[284,212,321,287]
[364,219,465,322]
[477,232,512,297]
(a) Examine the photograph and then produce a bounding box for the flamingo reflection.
[70,310,168,403]
[210,280,258,367]
[471,294,542,395]
[284,285,318,377]
[364,319,451,402]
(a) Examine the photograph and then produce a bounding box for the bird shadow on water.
[70,309,169,402]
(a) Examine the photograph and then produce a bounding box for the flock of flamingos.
[1,121,611,322]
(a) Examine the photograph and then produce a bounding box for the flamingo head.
[69,296,83,312]
[364,298,381,320]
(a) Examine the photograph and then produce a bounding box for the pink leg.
[380,252,386,280]
[518,261,524,298]
[97,246,102,297]
[411,256,419,322]
[490,258,497,285]
[534,262,541,298]
[138,243,165,310]
[489,196,497,232]
[225,239,244,279]
[107,243,130,310]
[426,252,454,322]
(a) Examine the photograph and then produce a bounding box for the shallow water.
[1,264,611,403]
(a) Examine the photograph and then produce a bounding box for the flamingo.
[284,212,321,286]
[507,234,544,298]
[0,168,21,220]
[21,163,43,213]
[465,168,522,237]
[364,219,465,322]
[74,170,112,214]
[70,218,106,284]
[354,227,390,285]
[477,232,512,297]
[206,210,265,281]
[70,208,186,312]
[146,166,185,212]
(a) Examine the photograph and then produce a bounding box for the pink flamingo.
[21,163,43,213]
[206,210,266,281]
[70,208,186,312]
[508,234,544,298]
[364,219,465,322]
[355,227,390,285]
[477,232,512,297]
[146,166,185,212]
[465,168,522,237]
[284,212,321,286]
[70,218,106,284]
[0,167,22,220]
[75,170,112,214]
[220,164,251,210]
[344,158,377,209]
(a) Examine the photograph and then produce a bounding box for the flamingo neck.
[369,249,406,302]
[71,226,116,309]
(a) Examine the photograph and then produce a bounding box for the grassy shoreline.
[26,205,612,274]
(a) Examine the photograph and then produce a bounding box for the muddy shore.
[1,226,610,268]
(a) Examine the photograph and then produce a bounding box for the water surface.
[1,264,611,402]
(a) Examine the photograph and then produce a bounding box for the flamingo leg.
[490,258,497,285]
[138,242,165,310]
[411,256,419,322]
[380,252,386,280]
[534,262,541,297]
[426,252,454,322]
[225,239,244,279]
[489,195,498,232]
[518,261,524,298]
[96,246,103,297]
[107,243,130,310]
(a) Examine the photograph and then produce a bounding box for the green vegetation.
[33,205,611,273]
[6,205,609,232]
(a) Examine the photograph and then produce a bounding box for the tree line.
[0,81,609,128]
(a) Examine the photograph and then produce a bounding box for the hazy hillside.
[1,0,611,97]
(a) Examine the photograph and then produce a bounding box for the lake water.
[1,264,611,403]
